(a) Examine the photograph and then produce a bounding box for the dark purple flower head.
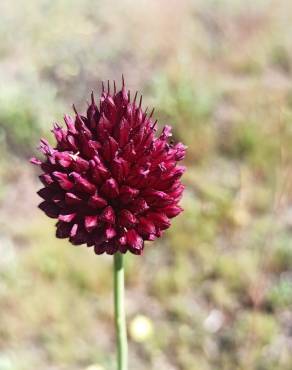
[31,78,186,255]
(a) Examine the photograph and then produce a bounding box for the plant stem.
[114,252,128,370]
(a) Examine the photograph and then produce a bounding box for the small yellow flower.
[129,315,154,342]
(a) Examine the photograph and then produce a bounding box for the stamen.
[151,120,158,130]
[133,92,138,105]
[72,104,78,115]
[139,95,143,109]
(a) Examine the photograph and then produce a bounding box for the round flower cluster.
[31,79,186,255]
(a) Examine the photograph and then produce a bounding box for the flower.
[31,78,186,255]
[129,315,154,342]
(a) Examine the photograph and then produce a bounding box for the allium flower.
[31,79,186,255]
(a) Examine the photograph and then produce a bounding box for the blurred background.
[0,0,292,369]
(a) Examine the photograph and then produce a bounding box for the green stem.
[114,252,128,370]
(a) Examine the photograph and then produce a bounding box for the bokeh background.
[1,0,292,369]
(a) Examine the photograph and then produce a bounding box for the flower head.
[31,78,186,255]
